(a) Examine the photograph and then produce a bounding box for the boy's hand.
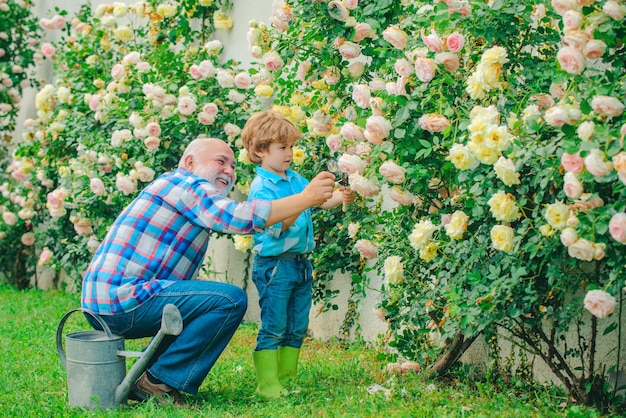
[304,171,336,206]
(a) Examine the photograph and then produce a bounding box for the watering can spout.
[114,304,183,405]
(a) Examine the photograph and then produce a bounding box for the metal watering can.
[56,304,183,409]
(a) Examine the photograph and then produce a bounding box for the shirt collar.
[256,166,294,184]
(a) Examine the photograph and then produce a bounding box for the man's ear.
[183,154,194,171]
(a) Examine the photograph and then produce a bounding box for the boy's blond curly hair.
[241,110,302,164]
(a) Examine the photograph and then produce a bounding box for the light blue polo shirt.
[248,166,314,256]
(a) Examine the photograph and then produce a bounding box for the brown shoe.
[133,371,185,405]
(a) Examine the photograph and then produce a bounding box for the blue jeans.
[252,254,312,351]
[87,280,247,394]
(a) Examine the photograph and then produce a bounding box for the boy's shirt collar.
[256,166,295,183]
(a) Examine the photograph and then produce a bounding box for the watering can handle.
[55,308,115,370]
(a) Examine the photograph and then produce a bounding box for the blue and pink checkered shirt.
[81,168,271,315]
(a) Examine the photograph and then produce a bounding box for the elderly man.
[81,137,336,404]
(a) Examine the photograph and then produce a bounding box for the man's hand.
[303,171,336,207]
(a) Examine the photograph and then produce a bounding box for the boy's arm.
[265,172,335,226]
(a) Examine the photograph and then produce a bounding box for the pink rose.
[583,40,606,60]
[144,136,161,149]
[89,177,105,196]
[234,73,252,89]
[435,52,460,73]
[340,122,364,141]
[351,84,371,109]
[296,60,311,82]
[379,161,406,184]
[136,62,151,72]
[382,25,407,50]
[388,187,416,206]
[562,10,583,31]
[414,57,436,82]
[326,134,343,151]
[116,175,136,195]
[355,239,378,259]
[584,149,613,177]
[568,238,595,261]
[145,122,161,137]
[609,212,626,244]
[584,289,616,318]
[203,103,219,116]
[419,114,450,132]
[561,152,584,173]
[394,59,413,77]
[263,51,284,71]
[349,173,380,198]
[557,46,585,75]
[353,22,375,42]
[613,152,626,177]
[446,32,465,53]
[2,211,17,225]
[88,94,101,111]
[348,61,365,78]
[337,153,365,175]
[41,43,55,59]
[338,41,361,60]
[198,112,215,125]
[421,29,443,52]
[603,1,625,21]
[111,63,125,80]
[560,227,578,247]
[21,232,35,246]
[177,96,197,116]
[563,172,583,198]
[73,219,92,236]
[189,64,203,80]
[591,95,624,117]
[364,115,392,144]
[544,106,571,126]
[38,248,53,265]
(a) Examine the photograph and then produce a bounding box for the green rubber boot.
[278,346,301,387]
[253,349,288,398]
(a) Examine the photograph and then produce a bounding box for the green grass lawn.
[0,284,613,417]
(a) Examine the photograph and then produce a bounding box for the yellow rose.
[293,146,305,165]
[447,143,478,170]
[409,219,437,251]
[114,25,133,43]
[233,235,253,252]
[494,157,520,186]
[419,241,438,261]
[544,201,570,230]
[254,84,273,98]
[238,148,251,165]
[487,191,519,222]
[539,224,554,237]
[214,11,234,29]
[481,46,509,65]
[156,4,177,18]
[445,211,469,240]
[199,0,213,5]
[491,225,514,252]
[384,256,404,284]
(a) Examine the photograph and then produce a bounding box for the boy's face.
[257,140,295,177]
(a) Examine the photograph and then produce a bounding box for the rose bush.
[0,0,41,288]
[246,0,625,408]
[1,0,263,284]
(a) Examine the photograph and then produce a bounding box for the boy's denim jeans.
[87,280,247,394]
[252,253,312,351]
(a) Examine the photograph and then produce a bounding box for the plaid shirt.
[248,167,314,256]
[81,168,271,315]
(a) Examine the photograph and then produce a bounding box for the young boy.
[241,110,354,398]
